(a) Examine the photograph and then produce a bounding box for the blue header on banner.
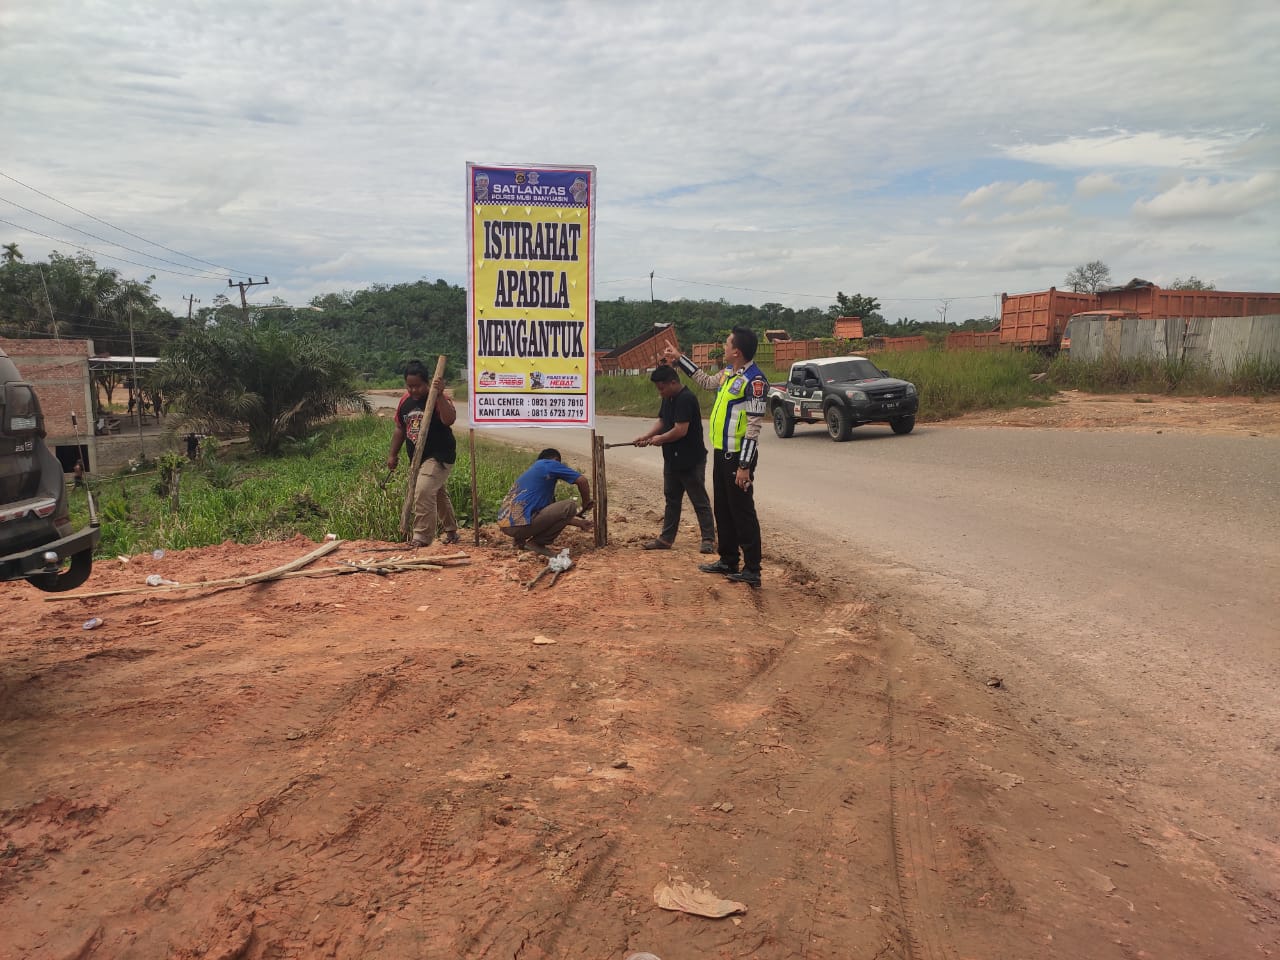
[472,167,591,207]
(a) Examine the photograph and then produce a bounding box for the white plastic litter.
[548,548,573,574]
[145,574,179,587]
[152,549,165,560]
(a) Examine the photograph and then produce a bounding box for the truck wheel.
[890,415,916,435]
[27,550,94,593]
[825,405,852,442]
[772,406,795,439]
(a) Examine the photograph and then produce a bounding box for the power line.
[0,169,254,276]
[1,193,233,279]
[0,216,229,280]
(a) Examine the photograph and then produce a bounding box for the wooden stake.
[469,428,480,546]
[400,355,449,539]
[593,432,609,547]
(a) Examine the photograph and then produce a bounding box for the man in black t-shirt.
[631,365,716,553]
[387,359,460,547]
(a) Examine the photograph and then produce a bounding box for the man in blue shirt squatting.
[497,449,594,559]
[663,326,767,588]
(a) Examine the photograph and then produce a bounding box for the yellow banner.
[466,164,595,427]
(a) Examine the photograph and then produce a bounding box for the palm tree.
[2,242,23,265]
[157,325,371,454]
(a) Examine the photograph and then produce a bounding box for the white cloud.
[960,180,1053,209]
[1005,181,1054,206]
[990,205,1071,226]
[1132,173,1280,220]
[1005,131,1248,171]
[960,182,1011,208]
[1075,173,1122,198]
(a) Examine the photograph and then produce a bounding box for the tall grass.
[1047,354,1280,396]
[70,417,531,557]
[862,349,1052,420]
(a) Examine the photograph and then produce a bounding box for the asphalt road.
[468,412,1280,891]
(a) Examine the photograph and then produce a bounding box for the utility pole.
[38,266,59,339]
[183,294,201,320]
[228,277,269,323]
[127,306,145,458]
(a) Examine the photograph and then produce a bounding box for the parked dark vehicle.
[0,346,99,591]
[768,356,919,442]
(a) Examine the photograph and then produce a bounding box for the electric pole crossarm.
[229,277,269,322]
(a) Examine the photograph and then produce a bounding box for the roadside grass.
[70,417,530,558]
[1047,355,1280,396]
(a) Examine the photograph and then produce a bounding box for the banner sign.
[466,162,596,427]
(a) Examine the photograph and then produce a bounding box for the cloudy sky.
[2,0,1276,323]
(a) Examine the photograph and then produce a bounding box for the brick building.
[0,337,96,473]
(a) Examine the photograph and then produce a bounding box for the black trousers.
[711,452,761,573]
[660,458,715,544]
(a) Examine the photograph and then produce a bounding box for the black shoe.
[725,570,761,588]
[699,540,716,554]
[642,538,672,550]
[698,560,738,575]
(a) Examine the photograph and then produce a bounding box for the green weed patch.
[71,417,531,558]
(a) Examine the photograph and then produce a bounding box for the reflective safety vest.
[708,362,767,455]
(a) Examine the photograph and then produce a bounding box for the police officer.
[663,327,768,587]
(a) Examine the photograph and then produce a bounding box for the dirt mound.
[2,503,1273,957]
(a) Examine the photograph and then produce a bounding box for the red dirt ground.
[3,398,1278,959]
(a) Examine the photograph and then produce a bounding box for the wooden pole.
[593,432,608,547]
[400,355,448,539]
[468,428,480,546]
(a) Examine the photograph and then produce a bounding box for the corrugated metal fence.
[1067,315,1280,370]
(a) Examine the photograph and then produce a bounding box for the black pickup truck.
[768,356,919,441]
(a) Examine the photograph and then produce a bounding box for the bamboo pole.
[399,355,449,539]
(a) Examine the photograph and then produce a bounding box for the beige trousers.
[412,459,457,545]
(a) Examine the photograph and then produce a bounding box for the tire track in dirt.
[885,687,960,960]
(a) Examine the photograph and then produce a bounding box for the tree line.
[2,244,1004,383]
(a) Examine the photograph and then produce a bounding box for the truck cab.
[0,346,100,591]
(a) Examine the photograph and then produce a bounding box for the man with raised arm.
[663,327,768,587]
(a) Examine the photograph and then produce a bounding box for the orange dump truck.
[1096,281,1280,319]
[999,288,1099,349]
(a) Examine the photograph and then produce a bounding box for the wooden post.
[592,432,608,547]
[400,355,448,539]
[468,428,480,546]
